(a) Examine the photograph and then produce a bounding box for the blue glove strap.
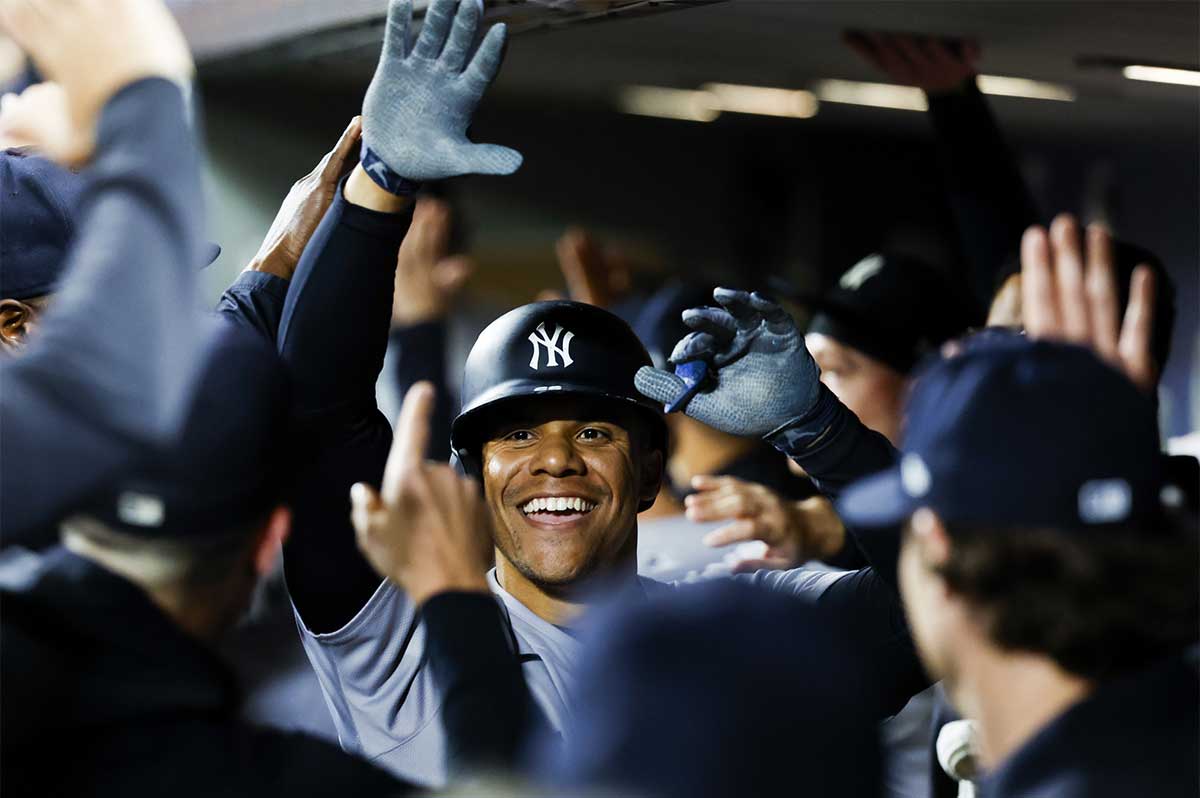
[361,145,423,197]
[666,359,712,414]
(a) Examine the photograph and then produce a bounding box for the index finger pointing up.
[382,381,436,503]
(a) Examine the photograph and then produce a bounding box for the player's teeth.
[555,497,567,511]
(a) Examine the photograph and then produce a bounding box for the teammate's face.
[898,510,959,687]
[481,399,660,590]
[806,332,906,445]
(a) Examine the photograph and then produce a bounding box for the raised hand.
[634,288,821,437]
[554,227,633,309]
[1021,214,1157,393]
[0,0,194,163]
[392,197,475,326]
[350,382,493,605]
[844,30,979,95]
[0,82,91,165]
[248,117,364,280]
[684,476,845,572]
[362,0,522,182]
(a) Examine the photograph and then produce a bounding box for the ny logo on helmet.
[528,322,575,370]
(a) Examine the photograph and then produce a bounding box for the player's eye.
[504,429,535,442]
[577,427,611,442]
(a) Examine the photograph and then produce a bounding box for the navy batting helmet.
[450,301,668,503]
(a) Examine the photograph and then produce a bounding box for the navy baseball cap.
[808,252,977,375]
[1,149,221,300]
[76,324,288,538]
[839,335,1165,532]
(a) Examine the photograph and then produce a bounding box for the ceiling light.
[700,83,819,119]
[618,86,719,122]
[812,79,927,111]
[1122,65,1200,87]
[977,75,1075,102]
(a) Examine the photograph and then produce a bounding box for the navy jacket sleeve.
[927,80,1041,310]
[277,183,411,634]
[0,78,206,540]
[389,320,456,462]
[216,270,290,343]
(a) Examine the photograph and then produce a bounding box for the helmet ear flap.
[450,449,481,480]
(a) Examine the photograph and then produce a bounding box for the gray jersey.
[297,565,846,786]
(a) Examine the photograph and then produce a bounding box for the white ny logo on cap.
[528,322,575,370]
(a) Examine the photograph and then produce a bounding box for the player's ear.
[0,299,39,351]
[253,505,292,577]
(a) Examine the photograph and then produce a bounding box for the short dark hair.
[936,517,1199,681]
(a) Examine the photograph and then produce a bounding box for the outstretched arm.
[846,32,1040,310]
[278,165,413,633]
[280,0,522,634]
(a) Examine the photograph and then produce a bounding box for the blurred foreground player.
[0,330,406,797]
[838,338,1198,798]
[547,582,884,798]
[0,0,210,539]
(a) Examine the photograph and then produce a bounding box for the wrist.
[244,248,295,281]
[345,164,415,214]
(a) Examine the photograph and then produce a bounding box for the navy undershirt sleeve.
[278,182,412,633]
[389,320,456,462]
[422,591,547,773]
[767,384,903,585]
[0,78,206,540]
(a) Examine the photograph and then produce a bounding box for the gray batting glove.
[634,288,822,437]
[362,0,522,182]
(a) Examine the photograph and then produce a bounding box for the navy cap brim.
[836,467,919,529]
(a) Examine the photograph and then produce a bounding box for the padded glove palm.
[634,288,822,437]
[362,0,522,182]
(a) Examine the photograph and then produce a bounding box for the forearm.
[928,79,1040,308]
[390,320,455,461]
[0,77,206,537]
[423,591,545,775]
[277,177,412,417]
[765,385,901,578]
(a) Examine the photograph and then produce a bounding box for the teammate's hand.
[844,30,979,95]
[392,197,474,326]
[351,382,493,605]
[362,0,522,181]
[685,476,845,571]
[1021,214,1157,393]
[0,0,194,164]
[634,288,821,437]
[247,117,364,281]
[555,227,633,309]
[0,82,91,165]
